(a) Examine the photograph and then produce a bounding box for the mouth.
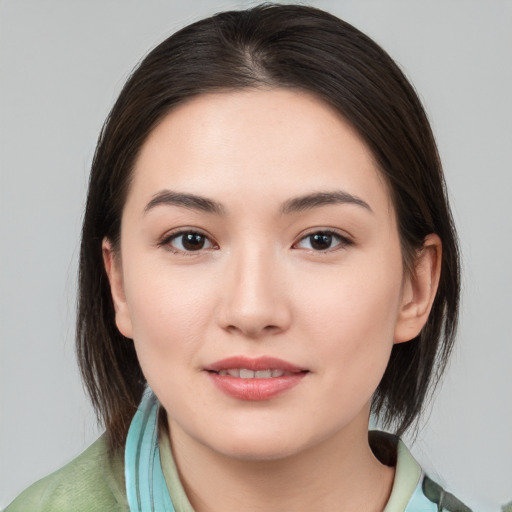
[204,356,309,400]
[214,368,298,378]
[205,355,307,374]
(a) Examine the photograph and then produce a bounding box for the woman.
[5,4,469,511]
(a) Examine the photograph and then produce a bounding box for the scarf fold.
[125,387,175,512]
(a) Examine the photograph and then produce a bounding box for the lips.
[205,356,308,401]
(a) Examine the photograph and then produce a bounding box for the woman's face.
[106,89,414,460]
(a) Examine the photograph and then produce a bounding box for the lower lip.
[207,372,307,401]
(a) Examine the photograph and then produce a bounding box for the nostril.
[225,323,284,338]
[217,289,292,337]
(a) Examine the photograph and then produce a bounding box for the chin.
[214,437,305,462]
[200,422,325,463]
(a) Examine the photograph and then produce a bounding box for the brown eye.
[167,232,214,252]
[309,233,334,250]
[295,231,351,252]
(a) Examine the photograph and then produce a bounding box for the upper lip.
[204,356,307,373]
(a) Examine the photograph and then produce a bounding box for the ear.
[394,234,442,344]
[102,238,133,339]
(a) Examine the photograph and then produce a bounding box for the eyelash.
[158,229,353,255]
[293,230,353,253]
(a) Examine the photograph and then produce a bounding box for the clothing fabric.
[124,388,174,511]
[5,391,471,512]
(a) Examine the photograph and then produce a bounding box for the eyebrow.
[143,189,372,216]
[280,191,372,215]
[144,190,226,215]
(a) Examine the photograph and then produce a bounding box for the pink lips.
[205,356,308,401]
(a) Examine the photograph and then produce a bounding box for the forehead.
[128,88,391,215]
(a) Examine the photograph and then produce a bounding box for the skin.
[104,89,441,512]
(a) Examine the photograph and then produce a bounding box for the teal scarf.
[125,388,175,512]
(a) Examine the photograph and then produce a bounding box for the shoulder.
[4,434,129,512]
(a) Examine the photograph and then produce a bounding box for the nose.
[217,246,292,339]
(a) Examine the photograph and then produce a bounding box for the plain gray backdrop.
[1,1,511,510]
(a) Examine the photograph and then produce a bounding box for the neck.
[168,416,394,512]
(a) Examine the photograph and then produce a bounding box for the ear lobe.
[102,238,133,339]
[394,234,442,344]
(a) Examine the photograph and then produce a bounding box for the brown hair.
[77,3,460,449]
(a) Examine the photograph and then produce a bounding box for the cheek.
[122,257,217,375]
[294,252,403,385]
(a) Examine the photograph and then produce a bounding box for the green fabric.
[3,431,197,512]
[4,435,128,512]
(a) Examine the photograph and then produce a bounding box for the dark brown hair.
[77,3,460,449]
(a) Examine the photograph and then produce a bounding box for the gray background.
[1,1,511,510]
